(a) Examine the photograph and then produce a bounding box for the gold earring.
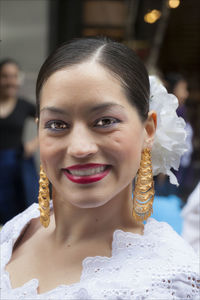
[38,165,50,228]
[133,148,154,222]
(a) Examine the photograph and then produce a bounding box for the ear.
[143,111,157,149]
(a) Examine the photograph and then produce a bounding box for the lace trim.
[1,203,199,299]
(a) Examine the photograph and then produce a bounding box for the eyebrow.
[40,102,125,115]
[40,106,69,115]
[89,102,125,113]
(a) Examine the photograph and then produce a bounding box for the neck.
[51,184,142,245]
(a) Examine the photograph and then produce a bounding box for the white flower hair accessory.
[149,76,188,186]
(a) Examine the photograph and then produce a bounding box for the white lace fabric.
[1,203,200,299]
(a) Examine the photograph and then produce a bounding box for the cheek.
[39,132,65,175]
[104,126,144,171]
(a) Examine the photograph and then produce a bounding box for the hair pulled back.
[36,37,150,121]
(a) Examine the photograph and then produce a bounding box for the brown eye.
[45,120,70,131]
[95,117,120,128]
[50,122,67,129]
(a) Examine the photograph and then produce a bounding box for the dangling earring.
[133,148,154,222]
[38,165,50,228]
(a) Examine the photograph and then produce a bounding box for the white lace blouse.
[1,203,200,299]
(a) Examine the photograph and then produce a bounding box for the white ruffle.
[1,203,200,299]
[149,76,188,185]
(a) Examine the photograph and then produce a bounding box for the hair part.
[36,37,150,121]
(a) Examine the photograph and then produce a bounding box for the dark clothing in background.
[0,98,38,224]
[0,98,36,149]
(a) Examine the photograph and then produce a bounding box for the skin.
[0,63,38,157]
[6,61,156,294]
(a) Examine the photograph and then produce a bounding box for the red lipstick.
[63,163,111,184]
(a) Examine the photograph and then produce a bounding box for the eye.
[94,117,121,128]
[44,120,70,131]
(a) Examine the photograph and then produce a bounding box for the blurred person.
[0,58,38,224]
[165,73,195,199]
[0,38,199,299]
[164,72,189,119]
[182,182,200,257]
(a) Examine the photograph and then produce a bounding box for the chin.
[69,195,109,209]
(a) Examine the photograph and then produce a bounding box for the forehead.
[40,62,130,109]
[1,63,19,74]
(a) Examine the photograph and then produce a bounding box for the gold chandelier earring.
[38,165,50,228]
[133,148,155,222]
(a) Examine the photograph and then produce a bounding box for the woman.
[0,59,38,224]
[1,38,199,299]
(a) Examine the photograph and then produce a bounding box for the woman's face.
[0,63,20,99]
[39,62,154,208]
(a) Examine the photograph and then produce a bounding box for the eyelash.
[44,117,121,132]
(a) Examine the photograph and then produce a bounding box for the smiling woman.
[1,37,199,299]
[38,59,150,212]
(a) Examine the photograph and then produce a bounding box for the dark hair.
[36,37,149,121]
[0,58,20,73]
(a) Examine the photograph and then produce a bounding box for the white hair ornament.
[149,76,188,186]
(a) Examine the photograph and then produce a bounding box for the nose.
[67,124,98,159]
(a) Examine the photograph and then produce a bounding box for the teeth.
[69,166,107,176]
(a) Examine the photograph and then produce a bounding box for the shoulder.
[144,218,198,264]
[113,218,198,269]
[0,203,39,245]
[143,219,200,297]
[84,220,200,299]
[107,219,200,298]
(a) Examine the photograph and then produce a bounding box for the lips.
[63,163,111,184]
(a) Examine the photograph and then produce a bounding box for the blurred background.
[0,0,200,238]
